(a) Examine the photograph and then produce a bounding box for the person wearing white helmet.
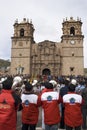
[49,80,58,92]
[49,80,57,87]
[71,79,77,86]
[12,76,22,87]
[32,79,38,94]
[32,80,38,86]
[0,77,8,93]
[12,76,23,96]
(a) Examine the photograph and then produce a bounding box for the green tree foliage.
[0,59,10,68]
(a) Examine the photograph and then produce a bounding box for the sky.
[0,0,87,67]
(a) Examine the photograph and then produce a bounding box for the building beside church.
[10,17,84,76]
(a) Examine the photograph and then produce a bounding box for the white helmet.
[0,77,7,84]
[49,80,57,87]
[12,76,22,86]
[32,79,38,86]
[71,79,77,85]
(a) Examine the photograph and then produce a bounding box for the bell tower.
[11,18,35,74]
[61,17,84,76]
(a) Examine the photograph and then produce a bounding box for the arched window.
[70,67,74,71]
[20,28,24,37]
[70,27,75,35]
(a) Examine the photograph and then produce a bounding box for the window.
[72,52,74,56]
[70,27,75,35]
[70,67,74,71]
[20,28,24,37]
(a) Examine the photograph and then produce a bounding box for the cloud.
[0,0,87,67]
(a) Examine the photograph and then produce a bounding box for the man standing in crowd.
[0,76,21,130]
[63,83,83,130]
[59,78,70,129]
[21,82,39,130]
[81,80,87,130]
[38,82,62,130]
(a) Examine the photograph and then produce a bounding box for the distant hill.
[0,59,10,68]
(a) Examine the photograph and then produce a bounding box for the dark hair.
[2,77,13,90]
[44,82,53,89]
[25,82,33,91]
[68,83,76,92]
[64,79,70,86]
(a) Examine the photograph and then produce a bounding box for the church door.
[42,68,51,75]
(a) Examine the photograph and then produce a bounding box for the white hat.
[71,79,77,85]
[49,80,57,87]
[0,77,7,84]
[66,78,70,81]
[41,86,45,91]
[32,80,38,86]
[12,76,22,87]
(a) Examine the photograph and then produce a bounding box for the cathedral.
[10,17,84,76]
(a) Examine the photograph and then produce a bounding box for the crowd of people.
[0,74,87,130]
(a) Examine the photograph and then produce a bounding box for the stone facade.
[10,17,84,76]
